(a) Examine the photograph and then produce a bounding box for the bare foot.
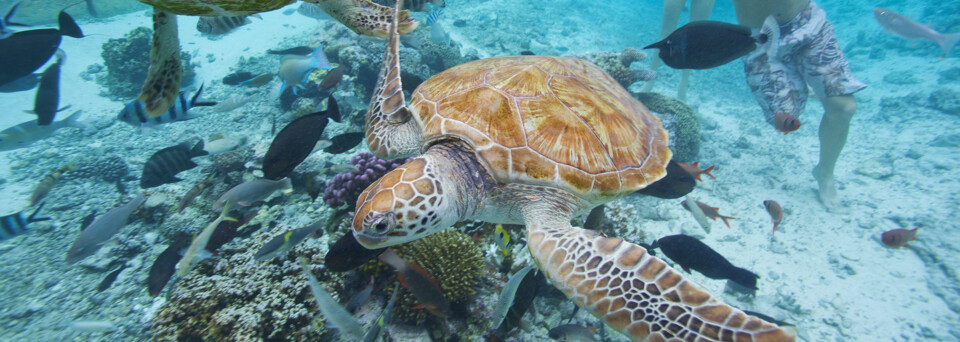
[812,165,844,212]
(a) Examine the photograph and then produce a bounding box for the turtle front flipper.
[306,0,419,38]
[137,9,182,119]
[363,0,422,159]
[524,212,796,342]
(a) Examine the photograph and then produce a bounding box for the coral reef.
[571,50,654,89]
[96,27,196,100]
[619,47,647,67]
[323,153,411,208]
[634,92,701,162]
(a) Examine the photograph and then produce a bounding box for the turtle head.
[353,157,453,248]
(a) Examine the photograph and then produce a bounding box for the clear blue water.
[0,0,958,341]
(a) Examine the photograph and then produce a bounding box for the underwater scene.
[1,0,959,341]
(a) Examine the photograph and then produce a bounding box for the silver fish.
[874,7,960,56]
[66,194,145,264]
[0,110,86,151]
[254,221,323,260]
[279,44,331,96]
[491,264,536,328]
[212,178,292,211]
[299,258,364,339]
[212,95,253,113]
[177,205,237,276]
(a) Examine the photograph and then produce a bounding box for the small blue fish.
[279,44,331,96]
[0,203,50,241]
[117,83,217,128]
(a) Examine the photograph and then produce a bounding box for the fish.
[204,209,252,253]
[262,96,336,180]
[636,160,696,199]
[548,324,598,341]
[30,164,72,206]
[279,44,332,96]
[28,50,66,126]
[491,264,536,329]
[222,71,255,85]
[0,73,39,93]
[140,140,209,189]
[97,263,126,292]
[874,8,960,56]
[325,232,386,272]
[742,310,795,328]
[318,66,343,92]
[680,199,736,228]
[118,83,217,128]
[327,163,359,174]
[66,194,146,264]
[651,234,759,290]
[372,0,444,12]
[296,2,333,20]
[197,15,255,35]
[362,284,399,342]
[68,320,117,332]
[519,51,536,56]
[494,224,510,256]
[0,2,27,40]
[378,248,451,318]
[773,111,800,134]
[881,228,919,248]
[426,8,451,46]
[177,205,238,277]
[254,221,324,260]
[682,197,711,233]
[582,205,606,231]
[203,137,243,154]
[237,74,273,87]
[79,210,97,231]
[345,276,375,314]
[0,10,83,87]
[0,109,86,151]
[148,233,189,296]
[676,161,715,181]
[0,203,51,241]
[267,46,315,55]
[426,7,442,25]
[763,200,783,235]
[177,177,213,213]
[323,132,364,154]
[494,266,544,337]
[212,178,293,211]
[298,258,364,339]
[643,16,779,70]
[212,95,254,113]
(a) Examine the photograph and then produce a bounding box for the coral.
[210,151,247,173]
[619,47,647,67]
[152,231,330,342]
[405,229,483,302]
[68,155,129,183]
[592,52,634,89]
[97,27,196,100]
[323,153,411,208]
[634,92,701,162]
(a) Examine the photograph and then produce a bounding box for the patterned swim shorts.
[743,0,867,124]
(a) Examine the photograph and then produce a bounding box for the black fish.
[0,10,83,87]
[519,50,535,55]
[0,73,39,93]
[0,2,27,39]
[324,132,364,154]
[262,96,338,180]
[141,140,209,188]
[97,263,126,292]
[495,270,544,337]
[318,65,343,92]
[652,234,759,290]
[222,71,255,85]
[204,208,257,253]
[30,51,65,126]
[643,19,776,70]
[0,202,51,241]
[267,46,315,55]
[324,232,386,272]
[79,209,97,231]
[635,160,696,199]
[148,234,188,296]
[583,204,605,231]
[197,16,253,35]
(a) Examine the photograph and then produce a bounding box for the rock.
[855,157,894,179]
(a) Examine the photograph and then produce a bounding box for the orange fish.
[881,228,918,248]
[676,161,715,181]
[379,248,451,318]
[763,200,782,235]
[681,200,736,228]
[773,111,801,134]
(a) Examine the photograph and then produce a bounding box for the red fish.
[676,161,715,181]
[773,111,800,134]
[763,200,782,235]
[379,248,451,318]
[681,200,736,228]
[881,228,918,248]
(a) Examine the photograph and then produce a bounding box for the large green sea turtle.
[351,1,798,341]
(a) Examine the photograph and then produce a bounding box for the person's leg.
[676,0,715,100]
[813,94,856,211]
[642,0,686,93]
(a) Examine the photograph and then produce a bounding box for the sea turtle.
[133,0,417,118]
[352,1,797,341]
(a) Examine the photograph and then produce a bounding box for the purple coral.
[323,152,410,208]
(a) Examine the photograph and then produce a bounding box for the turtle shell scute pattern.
[409,56,671,202]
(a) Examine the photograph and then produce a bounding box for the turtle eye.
[374,222,389,233]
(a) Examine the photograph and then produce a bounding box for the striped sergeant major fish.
[117,83,217,128]
[0,203,51,241]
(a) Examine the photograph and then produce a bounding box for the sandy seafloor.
[0,0,958,341]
